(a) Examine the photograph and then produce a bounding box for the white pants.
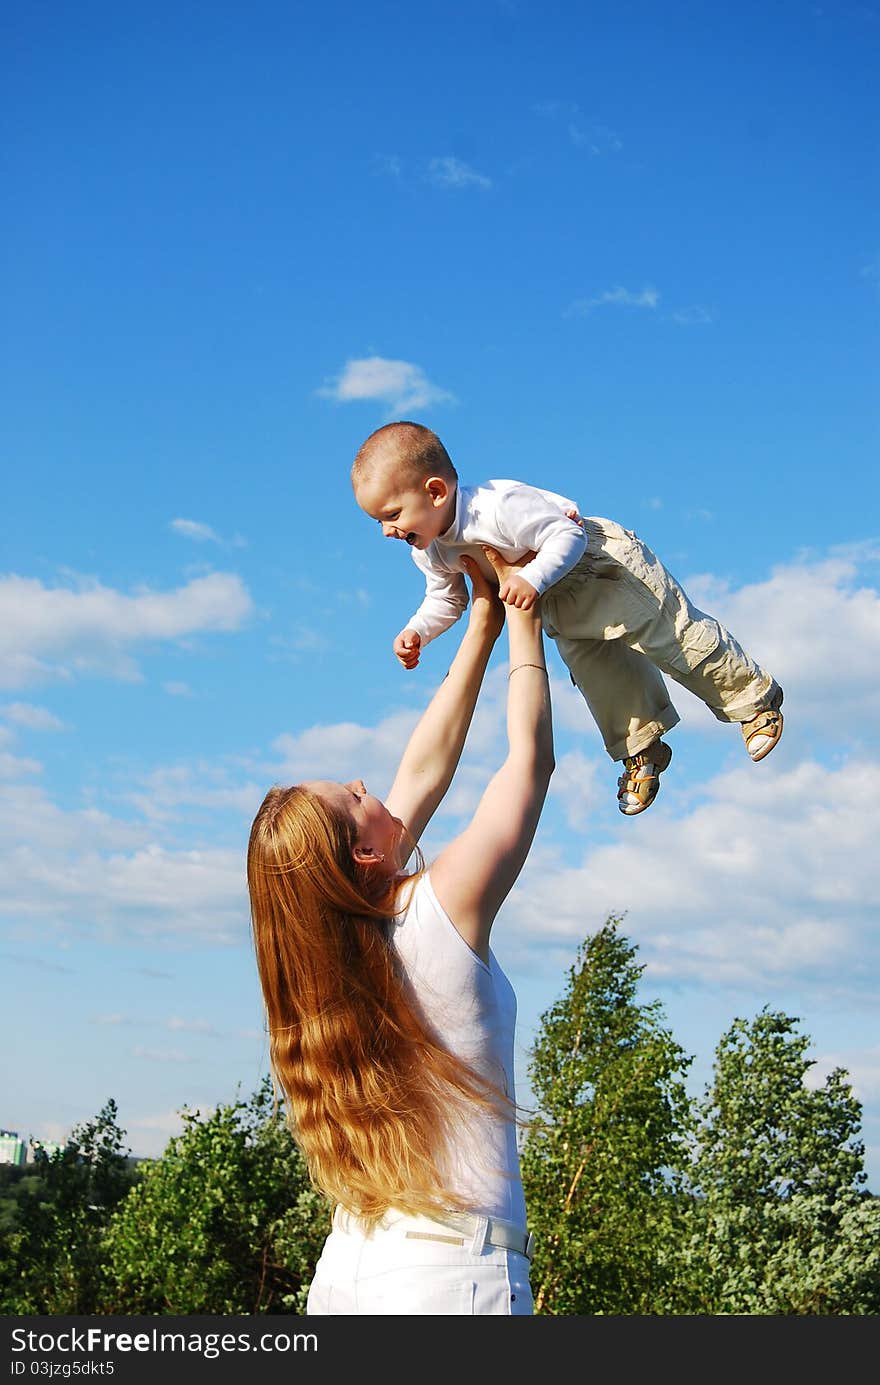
[541,516,781,761]
[306,1207,534,1316]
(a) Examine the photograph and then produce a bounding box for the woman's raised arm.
[426,545,555,962]
[384,558,505,858]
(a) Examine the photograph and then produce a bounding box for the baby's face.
[355,471,453,550]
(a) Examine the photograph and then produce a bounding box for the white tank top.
[390,871,527,1229]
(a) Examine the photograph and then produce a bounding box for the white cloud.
[272,711,419,799]
[426,156,492,189]
[568,120,623,155]
[1,702,64,731]
[270,667,514,813]
[166,1017,216,1034]
[566,285,660,315]
[170,519,220,543]
[548,749,603,828]
[0,572,254,689]
[807,1046,880,1105]
[1,836,247,944]
[272,625,331,656]
[0,751,42,778]
[100,845,247,941]
[504,756,880,1002]
[534,101,622,156]
[0,782,246,943]
[317,356,456,414]
[125,1108,191,1156]
[125,1100,260,1158]
[670,305,714,326]
[132,1046,192,1064]
[0,784,145,854]
[127,762,265,823]
[0,543,876,987]
[681,546,880,730]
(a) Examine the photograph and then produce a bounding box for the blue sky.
[2,0,879,1189]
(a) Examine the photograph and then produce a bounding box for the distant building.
[0,1130,27,1166]
[28,1138,64,1162]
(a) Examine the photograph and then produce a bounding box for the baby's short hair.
[351,421,458,492]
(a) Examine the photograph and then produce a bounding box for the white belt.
[398,1211,534,1260]
[334,1206,535,1260]
[452,1213,535,1261]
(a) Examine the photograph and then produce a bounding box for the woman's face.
[304,779,404,871]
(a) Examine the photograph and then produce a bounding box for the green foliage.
[3,937,876,1316]
[520,922,878,1316]
[0,1169,45,1234]
[520,918,695,1314]
[0,1082,328,1316]
[102,1078,330,1314]
[667,1009,880,1314]
[0,1099,140,1313]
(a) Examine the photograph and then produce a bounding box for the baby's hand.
[565,506,586,529]
[498,573,539,611]
[394,627,422,669]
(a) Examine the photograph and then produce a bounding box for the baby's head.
[351,421,459,550]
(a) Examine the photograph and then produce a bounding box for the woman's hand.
[479,545,542,616]
[460,554,505,645]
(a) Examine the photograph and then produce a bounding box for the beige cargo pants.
[540,517,781,762]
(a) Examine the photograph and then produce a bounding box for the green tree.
[670,1009,880,1314]
[520,917,695,1315]
[0,1099,139,1313]
[0,1167,44,1234]
[102,1078,330,1313]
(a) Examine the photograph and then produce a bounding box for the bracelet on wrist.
[508,662,548,679]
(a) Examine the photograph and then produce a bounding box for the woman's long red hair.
[247,784,507,1226]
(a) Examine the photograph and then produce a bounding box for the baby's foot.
[617,741,672,816]
[742,688,784,762]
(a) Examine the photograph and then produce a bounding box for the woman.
[247,545,554,1315]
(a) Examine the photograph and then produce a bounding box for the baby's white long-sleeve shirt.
[404,478,587,645]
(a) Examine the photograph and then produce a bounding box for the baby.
[351,421,784,816]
